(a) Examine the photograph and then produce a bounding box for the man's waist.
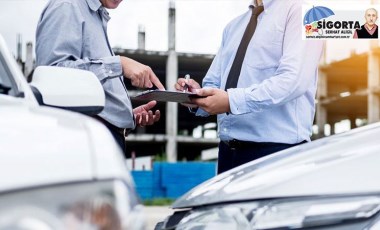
[222,139,284,149]
[221,139,307,150]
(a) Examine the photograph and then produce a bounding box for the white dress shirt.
[197,0,324,144]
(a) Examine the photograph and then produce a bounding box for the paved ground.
[145,206,174,230]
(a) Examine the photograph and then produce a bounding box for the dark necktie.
[224,5,264,90]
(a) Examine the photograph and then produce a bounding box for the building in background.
[315,40,380,138]
[115,1,219,162]
[115,48,219,162]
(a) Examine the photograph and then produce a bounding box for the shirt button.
[223,128,227,132]
[109,70,113,74]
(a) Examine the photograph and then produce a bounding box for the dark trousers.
[217,140,306,174]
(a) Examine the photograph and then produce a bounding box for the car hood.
[0,96,130,192]
[173,123,380,209]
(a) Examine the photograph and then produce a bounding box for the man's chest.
[82,15,113,58]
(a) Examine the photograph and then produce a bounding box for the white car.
[0,34,145,230]
[158,123,380,230]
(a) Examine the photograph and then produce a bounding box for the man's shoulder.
[285,0,301,7]
[286,0,301,12]
[49,0,76,5]
[47,0,86,9]
[224,11,249,32]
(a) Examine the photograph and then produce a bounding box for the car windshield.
[0,54,18,97]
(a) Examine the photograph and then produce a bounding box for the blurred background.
[1,0,380,202]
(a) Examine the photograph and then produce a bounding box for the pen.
[183,74,190,93]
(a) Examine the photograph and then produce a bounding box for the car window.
[0,54,18,97]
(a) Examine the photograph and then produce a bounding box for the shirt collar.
[86,0,102,12]
[365,23,378,31]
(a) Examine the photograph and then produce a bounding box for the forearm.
[55,56,123,82]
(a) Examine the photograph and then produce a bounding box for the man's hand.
[175,77,201,93]
[175,77,201,108]
[121,56,165,90]
[191,88,231,115]
[133,101,160,127]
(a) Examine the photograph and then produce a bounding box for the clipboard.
[132,90,205,103]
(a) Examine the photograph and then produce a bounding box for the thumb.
[142,100,157,110]
[195,88,213,97]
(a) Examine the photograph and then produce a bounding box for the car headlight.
[171,196,380,230]
[175,206,253,230]
[253,196,380,229]
[0,180,145,230]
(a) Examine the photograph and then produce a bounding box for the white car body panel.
[0,34,130,192]
[0,95,131,192]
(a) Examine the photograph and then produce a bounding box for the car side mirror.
[30,66,105,115]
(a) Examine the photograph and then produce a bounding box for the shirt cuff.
[227,88,249,115]
[101,56,123,78]
[196,108,209,117]
[228,86,263,115]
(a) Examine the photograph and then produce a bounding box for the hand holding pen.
[183,74,190,92]
[174,74,201,93]
[174,74,230,114]
[174,74,201,110]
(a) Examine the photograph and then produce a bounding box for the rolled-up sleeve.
[227,2,324,115]
[36,1,122,82]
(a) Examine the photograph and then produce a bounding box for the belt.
[222,139,307,150]
[93,116,131,137]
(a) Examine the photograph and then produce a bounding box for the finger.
[177,78,186,87]
[133,105,142,114]
[144,71,153,88]
[142,101,157,111]
[139,74,146,88]
[195,88,214,97]
[187,79,200,89]
[154,110,161,122]
[141,112,148,126]
[135,114,141,126]
[147,111,154,125]
[175,82,184,91]
[149,70,165,90]
[180,79,200,93]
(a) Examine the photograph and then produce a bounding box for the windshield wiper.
[0,83,11,95]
